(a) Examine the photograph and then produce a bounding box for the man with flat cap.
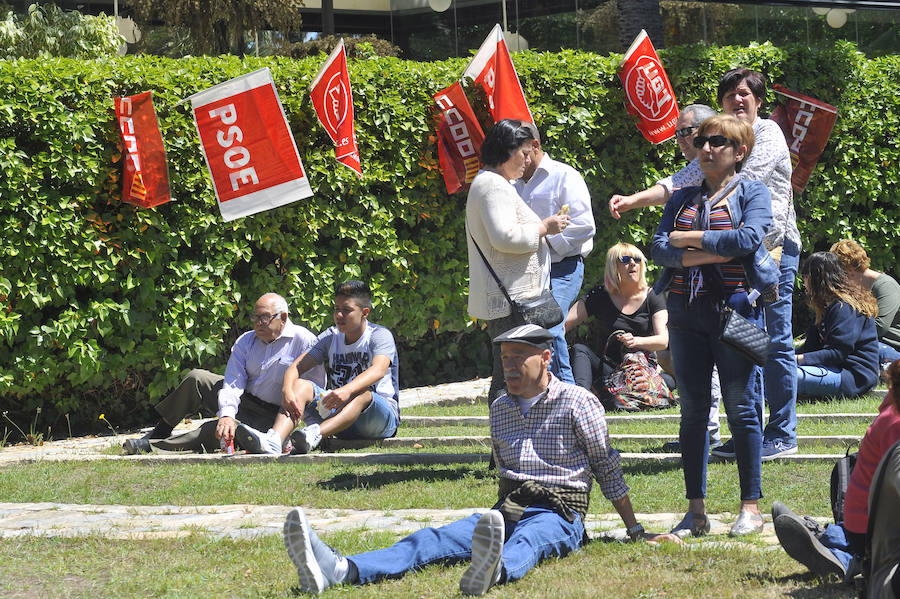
[281,324,678,596]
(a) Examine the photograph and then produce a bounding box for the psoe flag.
[769,84,838,194]
[433,82,485,194]
[618,30,679,144]
[189,68,313,222]
[462,24,533,124]
[113,92,171,208]
[309,39,362,178]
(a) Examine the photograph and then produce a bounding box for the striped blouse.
[670,202,747,297]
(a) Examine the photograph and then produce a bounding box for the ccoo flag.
[433,82,485,194]
[310,39,362,178]
[189,68,313,222]
[769,84,838,194]
[618,30,679,144]
[462,24,533,124]
[113,92,171,208]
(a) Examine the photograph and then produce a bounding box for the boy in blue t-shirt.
[237,280,400,454]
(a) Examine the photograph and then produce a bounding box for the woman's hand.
[541,214,570,236]
[669,231,704,249]
[617,332,637,349]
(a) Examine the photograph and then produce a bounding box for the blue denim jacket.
[651,179,779,298]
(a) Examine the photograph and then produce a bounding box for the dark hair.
[800,252,877,323]
[717,68,767,106]
[886,360,900,412]
[334,279,372,309]
[480,119,535,167]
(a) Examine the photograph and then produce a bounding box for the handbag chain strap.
[468,230,517,309]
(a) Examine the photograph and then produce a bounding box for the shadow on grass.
[622,460,684,476]
[318,465,493,491]
[763,572,857,598]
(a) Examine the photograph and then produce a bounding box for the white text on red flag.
[462,24,533,124]
[310,38,362,178]
[618,30,679,144]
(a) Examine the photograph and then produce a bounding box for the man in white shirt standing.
[514,124,595,383]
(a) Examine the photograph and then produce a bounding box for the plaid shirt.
[490,374,629,503]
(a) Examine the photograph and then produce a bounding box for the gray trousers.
[486,314,520,403]
[150,369,281,453]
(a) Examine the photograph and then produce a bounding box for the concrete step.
[325,433,863,450]
[402,413,879,428]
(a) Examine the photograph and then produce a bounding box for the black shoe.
[123,437,151,454]
[771,501,824,537]
[710,438,735,458]
[774,514,845,577]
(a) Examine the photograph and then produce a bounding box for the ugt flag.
[310,39,362,178]
[433,82,485,194]
[769,84,838,194]
[113,92,171,208]
[618,30,679,144]
[189,68,313,222]
[462,24,533,124]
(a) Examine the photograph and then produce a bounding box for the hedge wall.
[1,42,898,437]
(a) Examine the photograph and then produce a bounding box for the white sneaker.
[460,510,505,596]
[293,424,322,454]
[235,424,282,455]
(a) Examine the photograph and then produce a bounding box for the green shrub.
[0,42,897,436]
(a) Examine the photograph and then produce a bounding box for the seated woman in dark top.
[796,252,880,399]
[565,242,670,407]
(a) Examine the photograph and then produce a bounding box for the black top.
[582,285,666,363]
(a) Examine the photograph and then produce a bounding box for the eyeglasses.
[618,255,643,264]
[674,126,696,139]
[253,313,279,326]
[692,135,734,149]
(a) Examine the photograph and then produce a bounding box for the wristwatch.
[627,523,645,540]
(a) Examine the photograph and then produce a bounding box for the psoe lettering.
[208,103,259,192]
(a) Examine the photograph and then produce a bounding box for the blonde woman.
[564,243,669,407]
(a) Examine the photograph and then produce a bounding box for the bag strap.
[602,330,628,369]
[469,230,516,308]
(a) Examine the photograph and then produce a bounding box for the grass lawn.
[0,531,857,599]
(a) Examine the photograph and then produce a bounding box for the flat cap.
[492,324,554,350]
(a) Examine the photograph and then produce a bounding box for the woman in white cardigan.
[466,119,570,401]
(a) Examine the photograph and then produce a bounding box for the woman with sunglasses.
[611,68,800,462]
[652,114,780,537]
[564,243,670,409]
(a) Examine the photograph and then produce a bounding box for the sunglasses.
[618,255,643,264]
[674,126,696,139]
[692,135,735,149]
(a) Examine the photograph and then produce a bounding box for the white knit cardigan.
[466,169,549,320]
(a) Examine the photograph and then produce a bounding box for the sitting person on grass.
[281,324,679,596]
[123,293,325,454]
[796,252,880,400]
[236,280,399,454]
[772,359,900,578]
[830,239,900,369]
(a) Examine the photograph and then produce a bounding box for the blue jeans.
[548,257,584,384]
[349,506,584,585]
[302,384,399,439]
[820,523,856,571]
[763,239,800,446]
[668,293,764,501]
[796,365,844,397]
[879,342,900,365]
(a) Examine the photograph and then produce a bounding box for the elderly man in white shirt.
[514,124,595,383]
[123,293,325,454]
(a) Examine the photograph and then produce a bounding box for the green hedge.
[1,42,898,437]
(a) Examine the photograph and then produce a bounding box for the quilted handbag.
[720,307,769,366]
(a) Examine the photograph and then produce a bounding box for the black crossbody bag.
[469,233,563,329]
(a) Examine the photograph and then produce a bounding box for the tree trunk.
[617,0,665,51]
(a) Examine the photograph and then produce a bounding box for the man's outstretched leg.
[459,510,505,596]
[284,507,355,594]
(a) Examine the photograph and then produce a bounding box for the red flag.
[113,92,171,208]
[462,24,533,123]
[309,39,362,178]
[190,68,313,222]
[618,30,679,145]
[433,82,485,194]
[769,84,838,194]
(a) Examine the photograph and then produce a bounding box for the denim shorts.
[301,382,399,439]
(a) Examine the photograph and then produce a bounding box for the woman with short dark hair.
[466,119,570,401]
